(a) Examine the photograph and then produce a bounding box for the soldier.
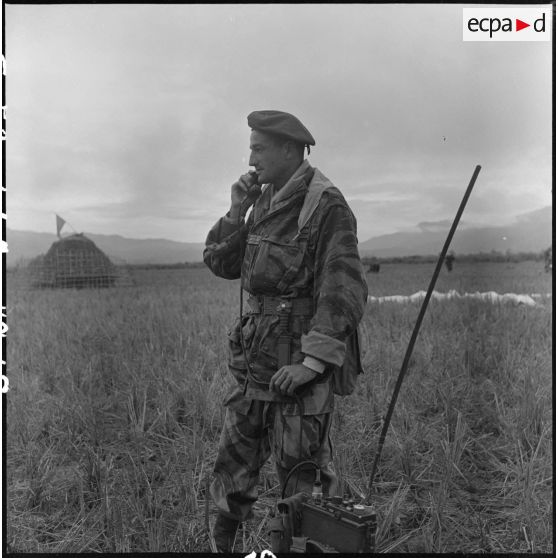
[445,252,455,272]
[544,246,552,272]
[203,110,368,552]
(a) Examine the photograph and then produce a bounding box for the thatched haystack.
[30,233,117,288]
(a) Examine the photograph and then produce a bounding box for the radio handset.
[247,171,262,200]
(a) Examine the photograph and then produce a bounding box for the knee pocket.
[274,414,327,469]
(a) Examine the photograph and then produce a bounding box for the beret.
[247,110,315,146]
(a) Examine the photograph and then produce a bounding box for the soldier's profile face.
[248,130,289,185]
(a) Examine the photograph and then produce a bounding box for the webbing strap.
[247,295,314,316]
[296,169,334,235]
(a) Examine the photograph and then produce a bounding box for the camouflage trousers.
[210,398,337,522]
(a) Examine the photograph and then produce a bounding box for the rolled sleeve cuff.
[301,331,346,368]
[205,216,245,255]
[221,213,244,232]
[302,355,327,374]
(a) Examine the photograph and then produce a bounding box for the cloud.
[416,219,478,233]
[75,200,216,223]
[5,4,552,243]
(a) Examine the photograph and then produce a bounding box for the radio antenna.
[365,165,481,504]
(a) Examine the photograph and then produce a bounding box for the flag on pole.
[56,214,66,238]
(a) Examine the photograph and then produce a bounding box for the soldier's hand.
[230,172,261,221]
[269,364,318,397]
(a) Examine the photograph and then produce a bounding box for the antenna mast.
[365,165,482,503]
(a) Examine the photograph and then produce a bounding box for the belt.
[247,295,314,316]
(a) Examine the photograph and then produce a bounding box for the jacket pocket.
[223,387,252,415]
[245,237,305,294]
[227,316,255,370]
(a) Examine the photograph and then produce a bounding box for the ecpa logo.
[463,7,551,41]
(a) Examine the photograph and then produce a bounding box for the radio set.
[270,491,376,553]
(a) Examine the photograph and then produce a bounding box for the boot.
[213,513,240,553]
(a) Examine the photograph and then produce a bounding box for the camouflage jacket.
[204,160,368,414]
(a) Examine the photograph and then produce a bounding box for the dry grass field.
[4,261,553,553]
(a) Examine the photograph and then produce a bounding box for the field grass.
[4,261,553,553]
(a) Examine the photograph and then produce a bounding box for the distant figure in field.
[445,252,455,272]
[367,262,380,273]
[544,246,552,272]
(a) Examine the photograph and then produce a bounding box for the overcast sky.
[5,4,553,243]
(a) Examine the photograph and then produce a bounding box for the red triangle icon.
[516,19,530,31]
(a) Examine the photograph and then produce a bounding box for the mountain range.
[358,206,552,258]
[5,230,205,266]
[5,206,552,266]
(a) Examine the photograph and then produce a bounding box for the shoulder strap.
[297,169,335,234]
